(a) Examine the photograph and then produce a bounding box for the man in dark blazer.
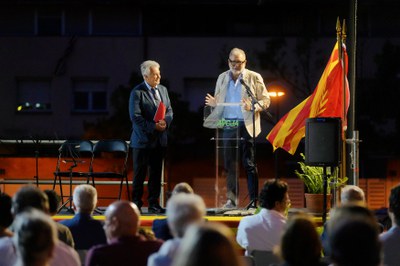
[129,60,173,214]
[59,185,107,250]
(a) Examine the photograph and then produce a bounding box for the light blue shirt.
[223,74,243,120]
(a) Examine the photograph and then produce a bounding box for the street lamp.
[268,90,285,121]
[268,88,285,180]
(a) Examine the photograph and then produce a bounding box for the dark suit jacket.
[55,222,75,248]
[85,235,163,266]
[152,218,173,241]
[60,213,107,250]
[129,82,173,148]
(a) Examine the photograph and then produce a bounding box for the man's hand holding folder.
[154,102,167,132]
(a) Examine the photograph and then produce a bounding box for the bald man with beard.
[85,200,163,266]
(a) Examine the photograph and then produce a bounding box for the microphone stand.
[58,143,80,214]
[241,80,267,210]
[30,136,41,187]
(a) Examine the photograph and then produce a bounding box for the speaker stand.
[322,166,328,224]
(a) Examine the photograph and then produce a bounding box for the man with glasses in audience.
[236,179,290,256]
[204,47,270,209]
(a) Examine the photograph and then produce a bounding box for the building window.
[72,79,107,113]
[16,79,52,112]
[35,8,64,36]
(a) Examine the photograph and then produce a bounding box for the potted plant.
[294,153,348,213]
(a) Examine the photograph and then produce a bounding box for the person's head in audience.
[328,205,378,233]
[340,185,366,206]
[327,205,381,265]
[172,182,194,195]
[276,212,322,266]
[72,184,98,215]
[0,192,14,237]
[103,200,140,243]
[388,184,400,226]
[259,179,290,214]
[44,189,61,216]
[13,208,58,266]
[167,193,206,238]
[329,217,381,266]
[12,185,49,216]
[172,222,243,266]
[166,182,194,199]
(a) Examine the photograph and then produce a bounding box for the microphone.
[240,79,273,120]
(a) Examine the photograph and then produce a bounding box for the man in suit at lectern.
[129,60,173,214]
[204,47,270,208]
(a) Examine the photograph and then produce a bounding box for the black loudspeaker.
[305,117,341,166]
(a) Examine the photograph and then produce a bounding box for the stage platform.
[53,207,325,232]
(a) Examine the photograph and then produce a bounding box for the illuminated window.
[17,79,51,112]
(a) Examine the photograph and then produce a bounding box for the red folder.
[154,101,166,122]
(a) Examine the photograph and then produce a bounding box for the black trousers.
[132,145,165,207]
[223,123,258,202]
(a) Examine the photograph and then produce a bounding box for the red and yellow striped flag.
[266,41,350,155]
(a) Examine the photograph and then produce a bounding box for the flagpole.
[341,20,348,188]
[336,19,347,198]
[346,0,360,186]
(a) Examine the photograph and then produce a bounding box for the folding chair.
[52,140,94,212]
[91,139,130,201]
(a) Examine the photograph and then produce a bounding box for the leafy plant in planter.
[294,153,348,213]
[295,153,347,194]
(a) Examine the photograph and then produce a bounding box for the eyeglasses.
[229,59,246,65]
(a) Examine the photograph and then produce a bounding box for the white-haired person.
[60,184,107,250]
[340,185,366,206]
[148,193,206,266]
[152,182,195,241]
[13,208,57,266]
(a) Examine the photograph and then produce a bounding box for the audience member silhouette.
[380,184,400,266]
[60,185,107,250]
[44,189,75,247]
[85,200,163,266]
[0,185,80,266]
[172,222,244,266]
[152,182,194,241]
[148,193,206,266]
[326,205,382,266]
[236,179,290,255]
[321,185,367,255]
[275,212,327,266]
[13,208,57,266]
[0,192,13,238]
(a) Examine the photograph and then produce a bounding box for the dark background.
[0,0,399,182]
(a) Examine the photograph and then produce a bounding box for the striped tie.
[151,88,161,105]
